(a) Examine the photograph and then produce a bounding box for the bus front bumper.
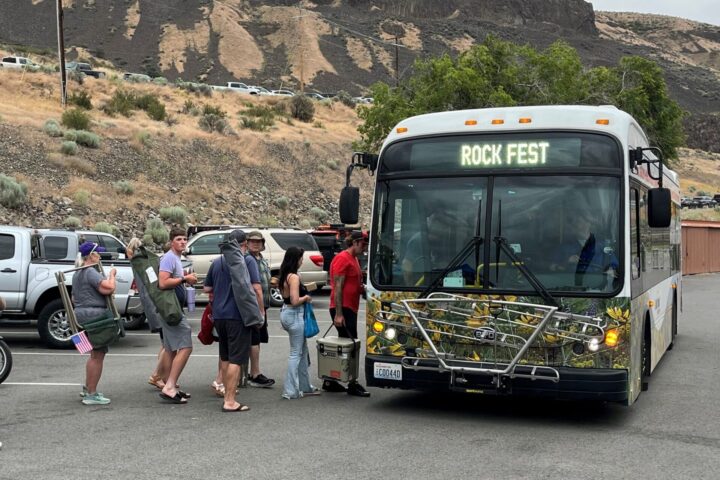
[366,355,628,403]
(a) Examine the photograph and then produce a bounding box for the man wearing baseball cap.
[245,230,275,388]
[327,230,370,397]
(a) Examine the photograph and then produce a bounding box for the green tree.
[356,35,685,162]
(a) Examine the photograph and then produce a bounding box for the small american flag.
[71,331,93,354]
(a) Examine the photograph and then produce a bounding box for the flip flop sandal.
[177,390,191,399]
[222,404,250,412]
[148,375,165,390]
[211,382,226,397]
[159,392,188,404]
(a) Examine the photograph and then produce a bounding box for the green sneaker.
[82,393,111,405]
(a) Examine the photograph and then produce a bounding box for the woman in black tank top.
[277,247,318,399]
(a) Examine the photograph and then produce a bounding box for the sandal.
[211,381,225,397]
[222,403,250,412]
[148,375,165,390]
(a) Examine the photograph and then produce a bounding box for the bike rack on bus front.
[386,293,608,392]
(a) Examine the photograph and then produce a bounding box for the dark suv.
[693,196,717,208]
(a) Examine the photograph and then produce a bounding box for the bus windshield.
[372,175,622,295]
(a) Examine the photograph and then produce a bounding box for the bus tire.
[668,292,678,350]
[641,315,651,392]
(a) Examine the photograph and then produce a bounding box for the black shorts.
[214,318,252,365]
[251,313,269,346]
[329,307,358,339]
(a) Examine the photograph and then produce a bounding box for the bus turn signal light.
[465,119,478,126]
[519,118,532,124]
[396,127,408,134]
[596,119,610,125]
[491,119,504,125]
[604,329,619,347]
[372,321,385,333]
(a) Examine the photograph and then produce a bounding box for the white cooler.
[316,336,360,383]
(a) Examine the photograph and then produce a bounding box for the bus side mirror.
[648,188,671,228]
[339,186,360,225]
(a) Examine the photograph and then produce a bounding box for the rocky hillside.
[1,1,718,119]
[0,69,375,238]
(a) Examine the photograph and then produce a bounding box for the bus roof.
[384,105,638,146]
[383,104,679,189]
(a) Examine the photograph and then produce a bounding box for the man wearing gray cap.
[204,229,260,411]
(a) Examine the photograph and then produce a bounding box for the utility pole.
[298,5,305,93]
[394,35,400,87]
[56,0,67,107]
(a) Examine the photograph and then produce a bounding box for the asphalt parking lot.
[1,278,720,479]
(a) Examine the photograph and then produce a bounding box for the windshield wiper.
[419,235,484,299]
[493,236,559,308]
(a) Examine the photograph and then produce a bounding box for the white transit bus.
[340,105,680,405]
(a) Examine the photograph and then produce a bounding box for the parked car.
[693,196,716,208]
[184,227,327,307]
[304,92,325,100]
[65,61,105,79]
[271,89,295,97]
[353,96,374,104]
[0,227,139,347]
[224,82,260,95]
[309,225,368,282]
[250,86,274,96]
[1,56,39,71]
[680,197,695,209]
[713,194,720,205]
[123,72,152,83]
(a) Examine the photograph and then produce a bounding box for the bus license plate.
[374,362,402,381]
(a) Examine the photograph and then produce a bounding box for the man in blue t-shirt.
[204,229,254,412]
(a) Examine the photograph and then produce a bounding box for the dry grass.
[379,20,423,51]
[261,6,336,85]
[158,20,210,74]
[210,1,263,79]
[124,0,141,40]
[676,148,720,196]
[47,152,97,175]
[346,37,373,71]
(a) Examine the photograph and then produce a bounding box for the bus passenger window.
[630,188,640,279]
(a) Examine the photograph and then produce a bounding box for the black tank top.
[283,280,308,305]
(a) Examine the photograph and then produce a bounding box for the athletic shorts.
[215,318,252,365]
[251,312,269,346]
[159,315,193,352]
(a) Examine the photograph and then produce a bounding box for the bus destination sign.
[461,141,550,167]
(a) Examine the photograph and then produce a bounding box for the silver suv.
[185,228,327,307]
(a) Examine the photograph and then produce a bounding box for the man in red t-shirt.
[326,230,370,397]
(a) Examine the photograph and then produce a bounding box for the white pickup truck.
[212,82,260,95]
[0,227,141,348]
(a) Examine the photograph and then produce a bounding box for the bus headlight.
[588,338,600,352]
[372,321,385,334]
[385,327,397,340]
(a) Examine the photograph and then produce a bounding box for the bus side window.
[630,188,641,279]
[639,189,648,273]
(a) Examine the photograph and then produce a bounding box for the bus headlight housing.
[588,338,600,352]
[372,321,385,334]
[385,327,397,340]
[604,329,619,347]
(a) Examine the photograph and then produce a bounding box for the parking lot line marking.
[3,382,82,386]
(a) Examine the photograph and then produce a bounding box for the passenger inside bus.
[400,207,475,286]
[551,209,619,285]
